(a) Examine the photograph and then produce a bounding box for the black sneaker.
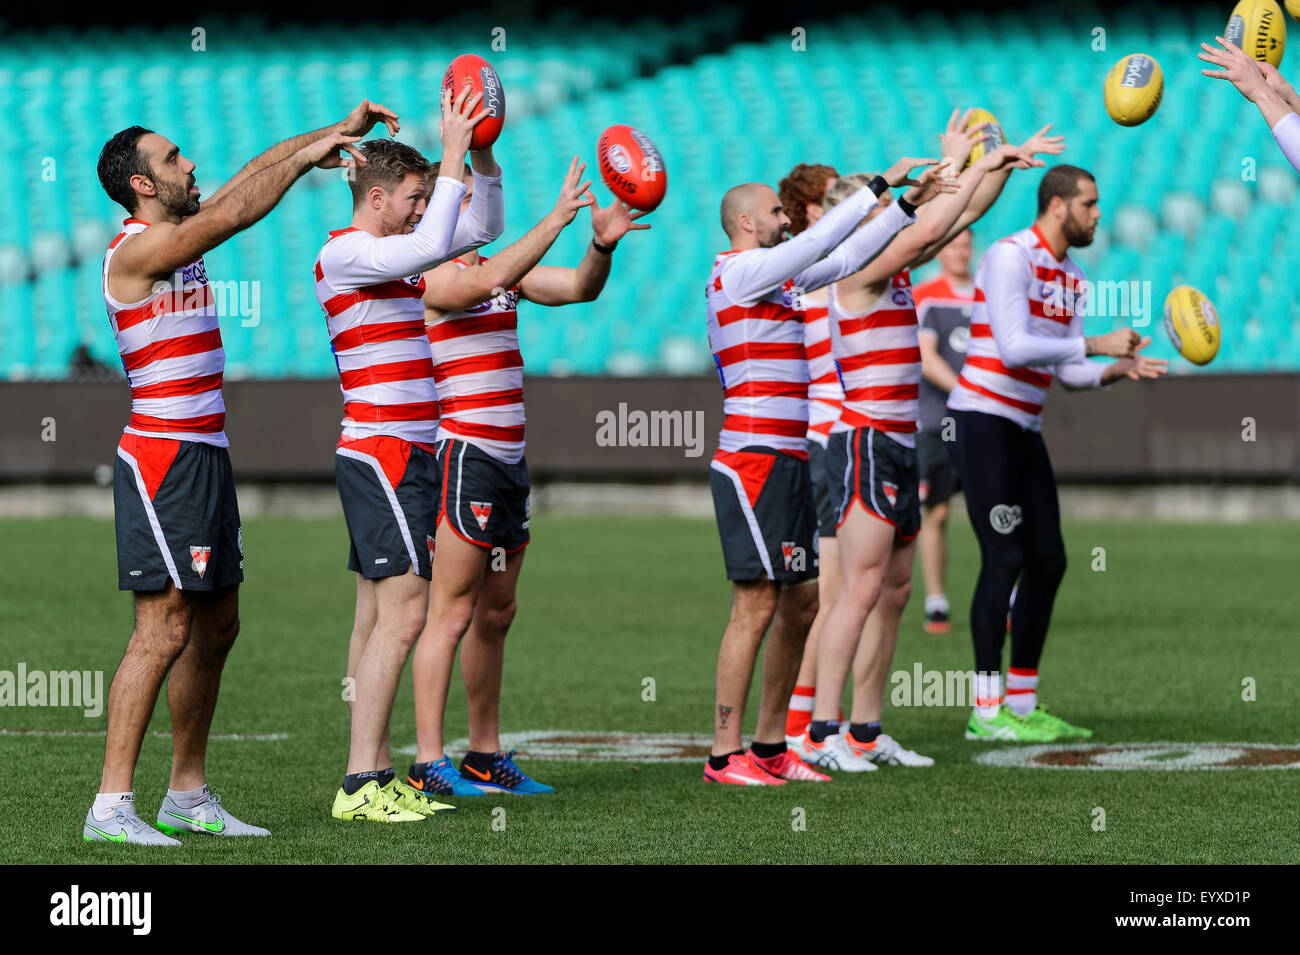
[923,608,950,634]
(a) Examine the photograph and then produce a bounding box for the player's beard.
[1063,215,1095,248]
[155,174,201,217]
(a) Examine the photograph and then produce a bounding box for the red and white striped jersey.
[427,256,526,464]
[103,219,227,446]
[707,251,809,458]
[802,289,846,446]
[947,225,1095,431]
[829,270,921,447]
[316,227,439,447]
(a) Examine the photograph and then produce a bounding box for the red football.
[596,124,667,211]
[441,54,505,150]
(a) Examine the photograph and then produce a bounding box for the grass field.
[2,513,1298,864]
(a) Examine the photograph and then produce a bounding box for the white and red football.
[597,124,667,211]
[441,54,505,150]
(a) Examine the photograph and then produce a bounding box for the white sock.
[974,671,1003,719]
[1006,668,1038,716]
[925,593,949,615]
[93,791,135,821]
[167,784,209,810]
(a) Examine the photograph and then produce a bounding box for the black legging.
[947,409,1067,674]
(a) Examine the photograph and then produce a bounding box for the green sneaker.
[965,705,1060,742]
[1024,703,1093,740]
[382,776,456,816]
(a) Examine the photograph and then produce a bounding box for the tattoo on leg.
[718,704,733,728]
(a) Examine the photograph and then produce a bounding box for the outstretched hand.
[302,131,365,170]
[1020,123,1066,159]
[548,156,596,227]
[938,108,987,167]
[1199,36,1270,103]
[338,99,400,138]
[1107,336,1169,381]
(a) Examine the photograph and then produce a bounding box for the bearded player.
[947,165,1167,742]
[316,87,504,822]
[703,156,958,786]
[407,158,649,798]
[89,102,389,845]
[793,121,1059,773]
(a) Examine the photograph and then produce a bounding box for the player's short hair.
[429,160,473,180]
[1037,165,1095,216]
[97,126,155,214]
[823,172,877,211]
[778,163,839,236]
[350,139,431,205]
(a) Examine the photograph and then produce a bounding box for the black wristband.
[896,195,917,218]
[867,174,889,197]
[592,238,616,255]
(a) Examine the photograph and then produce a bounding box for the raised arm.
[1201,36,1300,173]
[519,186,651,306]
[113,130,364,284]
[448,145,506,258]
[204,99,399,206]
[424,157,594,310]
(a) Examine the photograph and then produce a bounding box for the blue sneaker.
[408,755,484,798]
[460,750,555,795]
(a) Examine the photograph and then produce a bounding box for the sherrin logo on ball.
[1226,0,1287,67]
[1104,53,1163,126]
[441,53,506,150]
[597,124,667,211]
[1164,285,1221,365]
[962,108,1005,169]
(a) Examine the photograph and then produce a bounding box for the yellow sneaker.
[383,777,456,815]
[331,780,425,822]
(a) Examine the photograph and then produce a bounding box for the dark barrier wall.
[1,375,1297,482]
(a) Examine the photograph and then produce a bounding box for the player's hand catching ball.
[439,86,488,162]
[1199,36,1272,104]
[338,99,400,138]
[590,192,651,248]
[546,157,596,228]
[938,108,988,169]
[1102,336,1169,383]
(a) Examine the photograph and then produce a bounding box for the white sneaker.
[157,788,270,837]
[790,729,878,772]
[852,732,935,767]
[83,798,181,846]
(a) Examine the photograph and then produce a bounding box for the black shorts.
[436,438,530,553]
[807,438,840,540]
[114,433,243,592]
[335,436,440,580]
[826,427,921,540]
[709,447,818,583]
[917,428,961,509]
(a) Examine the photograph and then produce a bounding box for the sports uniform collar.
[1030,223,1066,263]
[328,226,361,238]
[123,217,150,227]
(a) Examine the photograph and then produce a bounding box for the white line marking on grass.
[395,730,713,762]
[973,741,1300,770]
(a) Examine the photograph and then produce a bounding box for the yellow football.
[963,108,1006,169]
[1164,286,1221,366]
[1287,0,1300,21]
[1226,0,1287,67]
[1104,53,1164,126]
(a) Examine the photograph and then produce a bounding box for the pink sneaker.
[749,748,832,782]
[703,752,787,786]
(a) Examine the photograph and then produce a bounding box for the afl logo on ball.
[989,504,1022,535]
[606,144,632,175]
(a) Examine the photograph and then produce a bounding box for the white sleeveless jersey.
[828,270,920,448]
[103,219,227,446]
[706,251,809,457]
[947,225,1088,431]
[427,256,525,464]
[315,227,439,446]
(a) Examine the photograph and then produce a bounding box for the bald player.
[703,157,958,786]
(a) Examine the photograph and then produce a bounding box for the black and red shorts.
[435,438,530,553]
[709,447,817,583]
[826,426,921,540]
[113,433,243,592]
[335,436,440,580]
